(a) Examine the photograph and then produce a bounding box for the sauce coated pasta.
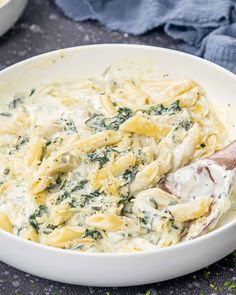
[0,77,228,252]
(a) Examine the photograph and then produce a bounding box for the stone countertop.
[0,1,235,294]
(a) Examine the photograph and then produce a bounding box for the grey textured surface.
[0,0,181,70]
[0,1,235,294]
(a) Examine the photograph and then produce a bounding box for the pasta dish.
[0,76,231,252]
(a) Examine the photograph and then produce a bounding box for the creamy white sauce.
[166,159,235,202]
[0,78,234,252]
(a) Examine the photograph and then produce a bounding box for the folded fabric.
[54,0,236,74]
[199,23,236,74]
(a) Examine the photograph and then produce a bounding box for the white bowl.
[0,45,236,287]
[0,0,28,37]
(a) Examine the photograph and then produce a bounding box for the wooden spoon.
[159,140,236,240]
[160,140,236,193]
[208,139,236,170]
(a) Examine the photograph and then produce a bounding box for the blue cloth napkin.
[54,0,236,74]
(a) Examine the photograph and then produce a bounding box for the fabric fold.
[54,0,236,73]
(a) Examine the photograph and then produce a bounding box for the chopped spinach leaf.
[135,149,147,165]
[108,107,133,130]
[39,205,48,213]
[87,147,117,168]
[138,211,153,230]
[45,140,52,146]
[79,195,91,208]
[168,100,181,114]
[60,118,77,133]
[14,136,29,151]
[56,179,88,204]
[179,120,191,131]
[87,190,101,197]
[85,107,133,132]
[0,112,11,117]
[71,179,88,192]
[139,216,149,226]
[69,198,79,208]
[172,223,179,230]
[29,205,48,233]
[121,169,137,185]
[3,168,10,175]
[8,97,23,109]
[144,104,166,116]
[43,224,57,234]
[29,88,36,96]
[56,190,70,204]
[80,190,101,207]
[91,206,102,211]
[87,151,109,167]
[16,226,23,235]
[144,100,181,116]
[85,113,107,132]
[84,229,102,240]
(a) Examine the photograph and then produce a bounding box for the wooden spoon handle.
[208,139,236,170]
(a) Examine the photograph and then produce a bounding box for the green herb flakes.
[204,271,211,279]
[14,136,29,151]
[224,281,236,290]
[43,224,57,234]
[85,107,133,132]
[71,179,88,192]
[179,120,191,131]
[46,140,52,146]
[84,229,102,240]
[80,190,101,207]
[3,168,10,175]
[8,97,23,109]
[108,107,133,130]
[0,112,11,117]
[56,190,70,204]
[85,113,107,132]
[87,147,118,168]
[29,88,36,96]
[29,205,48,232]
[56,179,88,204]
[144,100,181,116]
[87,150,110,168]
[121,169,137,185]
[59,118,77,133]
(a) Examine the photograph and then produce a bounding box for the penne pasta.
[0,76,227,253]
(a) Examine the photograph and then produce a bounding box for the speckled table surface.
[0,1,236,295]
